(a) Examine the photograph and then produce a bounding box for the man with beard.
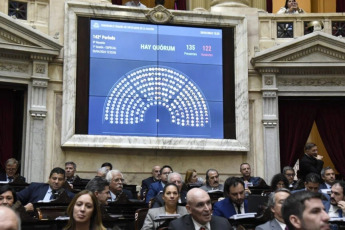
[169,188,232,230]
[106,169,133,201]
[213,177,248,218]
[200,169,224,192]
[85,177,111,205]
[146,165,173,203]
[328,181,345,217]
[282,191,330,230]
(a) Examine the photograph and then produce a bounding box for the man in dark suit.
[213,177,248,218]
[283,166,297,189]
[327,181,345,217]
[140,165,160,200]
[146,165,173,203]
[152,172,187,208]
[0,158,25,183]
[240,163,267,187]
[320,167,335,190]
[17,167,75,211]
[106,169,134,201]
[299,143,324,181]
[169,188,232,230]
[255,188,291,230]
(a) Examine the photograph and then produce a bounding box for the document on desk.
[154,214,181,221]
[330,217,345,221]
[229,212,257,220]
[55,216,70,220]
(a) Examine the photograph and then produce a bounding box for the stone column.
[261,68,280,183]
[24,59,49,182]
[189,0,210,10]
[250,0,266,11]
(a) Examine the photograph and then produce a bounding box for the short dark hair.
[282,191,323,230]
[0,185,17,204]
[332,181,345,196]
[305,173,321,184]
[240,163,250,171]
[49,167,65,178]
[321,166,333,177]
[224,177,244,197]
[163,183,179,195]
[160,165,173,175]
[270,173,289,190]
[101,162,113,170]
[304,142,316,151]
[205,169,218,186]
[65,162,76,170]
[85,177,110,193]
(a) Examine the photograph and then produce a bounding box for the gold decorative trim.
[146,5,173,24]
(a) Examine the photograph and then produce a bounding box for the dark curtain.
[279,100,317,169]
[112,0,122,5]
[266,0,272,13]
[0,90,14,171]
[337,0,345,12]
[315,100,345,177]
[175,0,186,10]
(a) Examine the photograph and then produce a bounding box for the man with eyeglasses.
[146,165,173,203]
[151,172,187,208]
[106,169,133,201]
[0,158,25,183]
[140,165,161,200]
[283,166,297,189]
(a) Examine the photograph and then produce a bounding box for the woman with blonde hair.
[64,190,106,230]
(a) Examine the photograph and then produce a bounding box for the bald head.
[0,206,20,230]
[186,188,212,225]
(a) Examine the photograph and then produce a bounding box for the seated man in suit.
[328,181,345,217]
[65,161,82,188]
[17,167,75,211]
[169,188,232,230]
[240,163,267,187]
[283,166,297,189]
[140,165,160,200]
[146,165,173,203]
[85,177,111,205]
[320,167,335,190]
[152,172,187,208]
[213,177,248,218]
[106,169,133,201]
[200,169,224,192]
[282,191,330,230]
[0,158,25,183]
[255,188,291,230]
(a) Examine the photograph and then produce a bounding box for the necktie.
[338,208,343,217]
[8,177,13,183]
[200,227,206,230]
[50,191,55,200]
[236,204,241,214]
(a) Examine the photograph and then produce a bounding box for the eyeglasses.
[285,174,295,177]
[172,180,182,184]
[6,168,17,171]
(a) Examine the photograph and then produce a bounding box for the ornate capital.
[32,79,48,88]
[30,110,47,119]
[262,91,277,98]
[262,120,278,127]
[146,5,173,24]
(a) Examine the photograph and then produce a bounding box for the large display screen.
[87,19,232,139]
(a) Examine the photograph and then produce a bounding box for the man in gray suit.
[256,188,291,230]
[169,188,232,230]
